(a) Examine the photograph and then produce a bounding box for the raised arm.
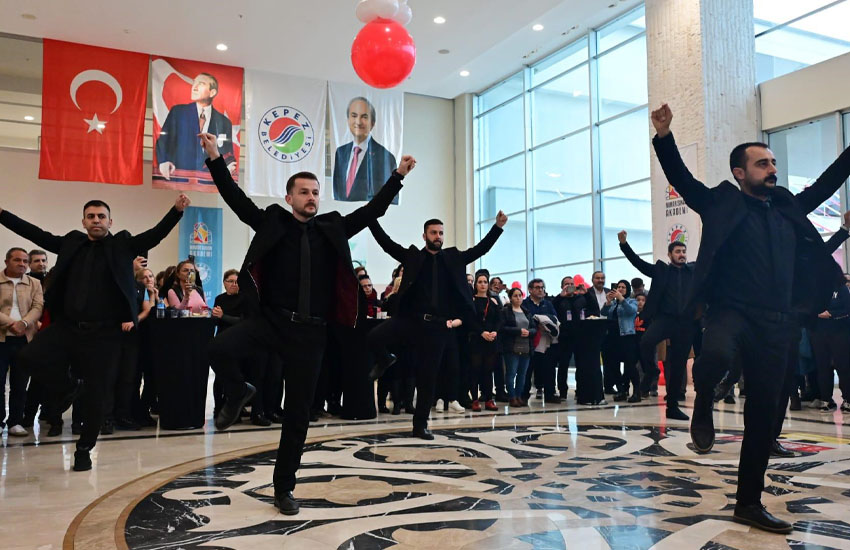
[460,211,507,265]
[129,195,188,254]
[0,209,63,253]
[825,211,850,254]
[201,133,264,230]
[651,104,713,215]
[796,145,850,214]
[368,220,407,264]
[343,155,415,237]
[618,231,655,278]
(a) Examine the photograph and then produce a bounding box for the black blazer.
[620,240,696,322]
[368,221,504,332]
[0,207,183,325]
[500,304,538,353]
[205,155,402,327]
[332,139,398,203]
[654,132,850,315]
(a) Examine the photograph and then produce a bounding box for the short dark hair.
[423,218,443,232]
[5,247,27,261]
[507,287,524,300]
[634,291,647,299]
[729,142,769,178]
[28,249,47,261]
[528,278,545,290]
[473,270,489,284]
[631,277,644,288]
[347,96,376,124]
[286,171,320,195]
[668,241,686,253]
[490,276,503,286]
[358,274,371,282]
[223,269,239,282]
[560,275,574,287]
[83,200,111,216]
[197,72,219,95]
[354,266,367,275]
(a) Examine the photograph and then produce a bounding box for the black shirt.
[63,239,129,322]
[213,292,244,330]
[407,252,453,316]
[552,294,583,322]
[711,194,795,312]
[659,265,693,317]
[262,216,336,319]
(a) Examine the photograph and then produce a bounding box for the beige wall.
[0,93,456,294]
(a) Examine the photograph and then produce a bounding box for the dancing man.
[651,103,850,533]
[198,132,415,516]
[367,212,507,439]
[0,195,189,471]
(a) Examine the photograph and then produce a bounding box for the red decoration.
[351,18,416,89]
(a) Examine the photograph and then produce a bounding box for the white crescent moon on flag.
[151,58,193,127]
[69,70,123,114]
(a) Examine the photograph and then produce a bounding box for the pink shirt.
[167,288,207,311]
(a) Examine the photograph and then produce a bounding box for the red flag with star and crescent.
[39,39,149,185]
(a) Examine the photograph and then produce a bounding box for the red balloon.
[351,18,416,89]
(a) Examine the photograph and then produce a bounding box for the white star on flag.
[83,113,107,134]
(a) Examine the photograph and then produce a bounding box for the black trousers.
[810,321,850,403]
[639,314,693,403]
[557,340,576,397]
[468,348,498,401]
[493,351,507,397]
[693,306,795,506]
[774,324,803,440]
[16,321,122,450]
[524,347,557,398]
[106,330,140,421]
[0,336,29,426]
[208,311,326,493]
[601,325,622,392]
[368,315,450,429]
[436,331,461,403]
[609,334,640,394]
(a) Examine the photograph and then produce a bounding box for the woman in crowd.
[468,271,503,412]
[601,279,641,403]
[501,287,537,407]
[166,260,207,311]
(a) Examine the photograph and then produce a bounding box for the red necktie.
[199,111,206,133]
[345,146,361,198]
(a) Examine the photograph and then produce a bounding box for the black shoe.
[327,402,342,416]
[535,390,543,399]
[412,426,434,440]
[71,421,83,435]
[789,395,802,411]
[690,393,715,453]
[640,391,649,398]
[627,394,641,403]
[309,411,319,422]
[733,503,793,534]
[369,352,397,380]
[214,383,257,431]
[114,417,141,431]
[723,394,736,405]
[58,379,84,416]
[391,403,402,415]
[604,388,616,395]
[47,421,64,437]
[20,415,34,428]
[666,405,689,421]
[73,448,92,472]
[251,414,272,427]
[100,420,114,435]
[404,407,416,415]
[613,392,628,402]
[495,393,510,403]
[240,407,251,418]
[274,491,300,515]
[770,440,795,458]
[545,395,561,404]
[135,415,158,427]
[268,412,285,424]
[378,405,390,414]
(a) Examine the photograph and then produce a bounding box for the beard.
[745,174,777,197]
[425,239,443,251]
[294,204,317,219]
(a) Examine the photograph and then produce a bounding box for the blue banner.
[178,206,223,304]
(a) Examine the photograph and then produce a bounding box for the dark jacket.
[368,221,504,332]
[0,207,182,325]
[470,294,504,349]
[332,139,398,203]
[552,293,593,322]
[156,103,235,173]
[620,240,696,322]
[500,304,538,354]
[653,132,850,315]
[205,155,402,326]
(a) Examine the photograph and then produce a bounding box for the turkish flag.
[39,39,149,185]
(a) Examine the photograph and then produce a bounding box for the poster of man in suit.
[151,56,243,192]
[329,83,403,204]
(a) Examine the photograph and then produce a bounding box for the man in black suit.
[198,132,414,516]
[651,103,850,533]
[332,97,398,203]
[367,212,507,438]
[0,195,188,470]
[618,230,694,420]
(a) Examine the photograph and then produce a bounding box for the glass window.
[597,6,646,53]
[532,129,592,207]
[477,155,525,221]
[601,256,651,289]
[600,180,652,258]
[769,117,842,234]
[533,197,593,269]
[530,65,590,146]
[531,38,588,87]
[478,213,526,276]
[597,38,648,120]
[476,97,524,166]
[479,72,523,112]
[532,263,595,293]
[598,107,651,188]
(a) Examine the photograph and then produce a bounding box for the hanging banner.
[328,81,403,204]
[245,71,327,197]
[652,142,702,260]
[178,206,223,303]
[151,56,243,192]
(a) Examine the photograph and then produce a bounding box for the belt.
[73,320,120,330]
[275,307,326,326]
[420,313,449,324]
[734,304,796,324]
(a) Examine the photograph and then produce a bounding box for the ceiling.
[0,0,642,99]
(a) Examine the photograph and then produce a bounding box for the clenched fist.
[617,230,627,244]
[175,193,191,212]
[397,155,417,176]
[495,210,508,228]
[650,104,673,138]
[198,132,220,160]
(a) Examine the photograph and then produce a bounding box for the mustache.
[764,175,777,184]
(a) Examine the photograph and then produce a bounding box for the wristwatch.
[21,320,29,329]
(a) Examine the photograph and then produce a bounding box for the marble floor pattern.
[2,390,850,550]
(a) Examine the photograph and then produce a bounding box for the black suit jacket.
[654,132,850,315]
[368,222,504,332]
[205,156,403,327]
[332,138,398,203]
[0,208,183,325]
[620,241,696,322]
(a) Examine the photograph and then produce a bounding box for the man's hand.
[227,162,238,176]
[843,210,850,228]
[618,230,627,244]
[175,193,191,212]
[133,256,147,272]
[397,155,416,176]
[651,104,673,138]
[520,328,529,337]
[818,311,832,319]
[9,321,26,336]
[212,306,224,319]
[198,132,221,160]
[495,210,508,228]
[159,161,176,180]
[121,321,135,332]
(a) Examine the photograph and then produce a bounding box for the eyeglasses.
[224,279,238,284]
[530,285,545,290]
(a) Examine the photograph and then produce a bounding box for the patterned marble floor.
[2,393,850,550]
